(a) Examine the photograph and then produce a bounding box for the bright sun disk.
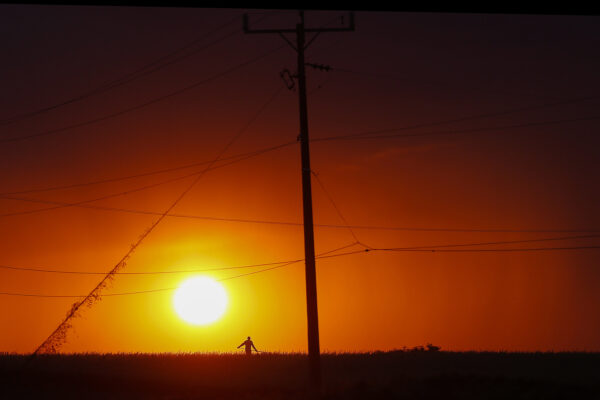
[173,276,228,325]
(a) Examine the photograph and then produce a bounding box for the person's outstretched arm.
[237,343,244,349]
[252,343,258,352]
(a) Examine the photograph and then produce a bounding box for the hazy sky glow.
[1,6,599,354]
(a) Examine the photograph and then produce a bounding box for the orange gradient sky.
[1,7,600,353]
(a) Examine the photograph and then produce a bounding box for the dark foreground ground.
[1,351,599,399]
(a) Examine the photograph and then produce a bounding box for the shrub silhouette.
[427,343,441,352]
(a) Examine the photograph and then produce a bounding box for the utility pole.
[243,10,354,393]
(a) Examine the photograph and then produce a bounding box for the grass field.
[2,351,600,399]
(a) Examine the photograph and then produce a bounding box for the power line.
[314,66,600,141]
[5,93,598,194]
[2,171,212,218]
[0,243,361,298]
[4,111,597,197]
[3,244,600,298]
[1,111,597,198]
[0,11,290,127]
[0,260,297,275]
[0,11,310,130]
[0,242,360,276]
[1,44,286,144]
[215,242,361,283]
[2,234,597,276]
[4,188,599,235]
[332,66,599,100]
[0,259,297,275]
[316,225,600,234]
[0,15,243,127]
[0,140,296,196]
[377,245,600,253]
[377,234,600,251]
[0,141,295,218]
[314,115,600,142]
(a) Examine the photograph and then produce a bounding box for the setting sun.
[173,276,228,325]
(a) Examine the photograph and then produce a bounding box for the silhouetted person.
[237,336,258,355]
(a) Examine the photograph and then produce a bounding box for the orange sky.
[1,7,599,354]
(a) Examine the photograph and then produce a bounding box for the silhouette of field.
[2,351,599,399]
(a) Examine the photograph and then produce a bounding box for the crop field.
[2,351,600,399]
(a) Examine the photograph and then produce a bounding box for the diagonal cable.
[28,84,284,357]
[310,170,364,247]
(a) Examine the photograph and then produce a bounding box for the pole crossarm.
[243,12,355,35]
[244,27,354,33]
